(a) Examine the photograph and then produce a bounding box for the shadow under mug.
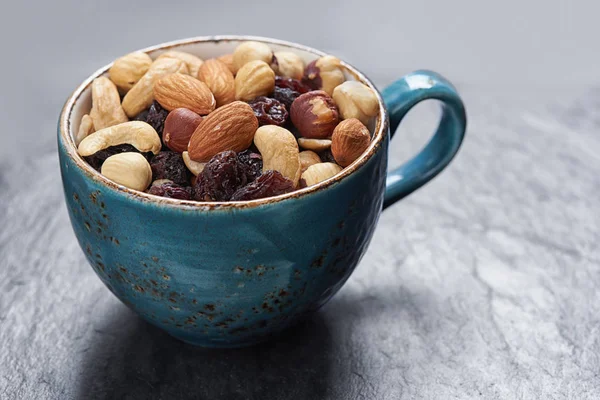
[58,36,466,347]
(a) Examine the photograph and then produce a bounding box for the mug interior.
[60,35,388,208]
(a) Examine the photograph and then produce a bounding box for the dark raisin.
[237,150,263,182]
[318,149,336,163]
[273,77,311,110]
[134,109,149,122]
[272,88,297,110]
[84,144,151,171]
[150,151,191,186]
[275,76,311,93]
[248,96,288,126]
[147,181,192,200]
[192,151,247,201]
[144,101,169,138]
[231,170,294,201]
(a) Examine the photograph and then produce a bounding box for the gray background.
[2,1,600,399]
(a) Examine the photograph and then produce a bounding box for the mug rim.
[58,35,389,210]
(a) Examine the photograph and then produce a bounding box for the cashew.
[122,58,188,117]
[89,77,128,130]
[157,51,204,77]
[101,152,152,191]
[253,125,301,186]
[77,121,161,156]
[75,114,95,146]
[301,162,342,187]
[297,138,332,152]
[182,151,206,176]
[299,150,321,173]
[109,51,152,93]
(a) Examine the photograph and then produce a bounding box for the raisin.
[237,150,263,182]
[273,77,311,109]
[134,109,149,122]
[84,144,151,171]
[231,170,294,201]
[135,101,169,150]
[318,149,336,163]
[275,76,311,93]
[248,96,288,126]
[150,151,191,186]
[272,88,297,111]
[147,181,192,200]
[192,151,247,201]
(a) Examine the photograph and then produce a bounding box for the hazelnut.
[299,150,321,173]
[108,52,153,94]
[302,56,345,95]
[163,108,203,153]
[232,41,273,73]
[290,90,339,139]
[272,51,304,80]
[301,162,342,187]
[235,60,275,101]
[332,81,379,125]
[331,118,371,167]
[101,152,153,191]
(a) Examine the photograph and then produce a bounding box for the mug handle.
[381,70,467,209]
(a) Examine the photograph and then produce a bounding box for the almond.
[163,108,203,153]
[188,101,258,162]
[197,59,235,107]
[331,118,371,167]
[122,58,188,117]
[154,73,216,115]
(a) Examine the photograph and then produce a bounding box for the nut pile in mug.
[76,41,379,201]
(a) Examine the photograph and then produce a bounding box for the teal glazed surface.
[58,38,466,347]
[59,136,387,347]
[383,70,467,208]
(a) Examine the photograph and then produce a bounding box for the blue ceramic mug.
[58,36,466,347]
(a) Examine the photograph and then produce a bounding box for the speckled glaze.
[58,36,466,347]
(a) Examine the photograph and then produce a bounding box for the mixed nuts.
[76,41,380,202]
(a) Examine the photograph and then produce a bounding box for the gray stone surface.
[2,1,600,399]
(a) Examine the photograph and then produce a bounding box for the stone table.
[1,1,599,399]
